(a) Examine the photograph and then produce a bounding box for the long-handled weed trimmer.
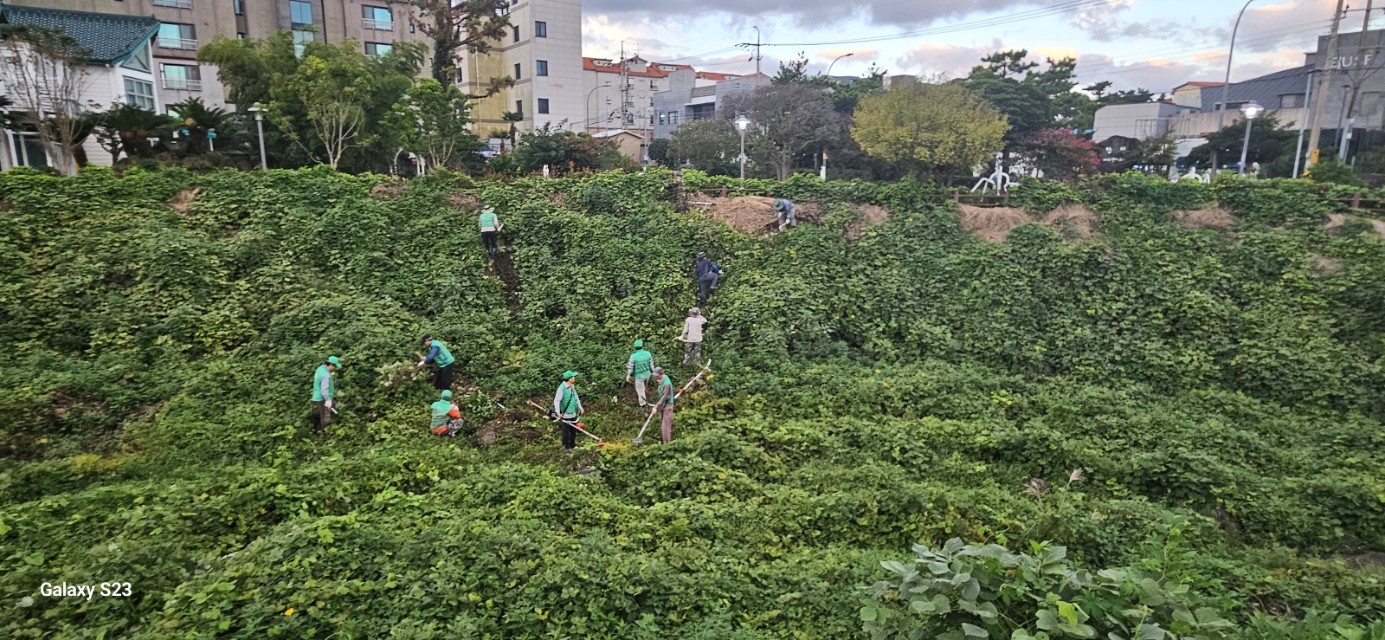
[633,359,712,445]
[525,400,603,443]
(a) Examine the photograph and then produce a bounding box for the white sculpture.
[971,160,1014,195]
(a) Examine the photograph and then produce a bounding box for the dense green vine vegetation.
[0,167,1382,638]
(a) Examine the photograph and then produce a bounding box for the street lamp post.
[825,52,854,77]
[585,82,610,132]
[1238,100,1264,176]
[246,103,267,170]
[1292,70,1317,178]
[734,114,750,181]
[1213,0,1260,171]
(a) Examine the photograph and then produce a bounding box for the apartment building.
[7,0,428,111]
[458,0,583,135]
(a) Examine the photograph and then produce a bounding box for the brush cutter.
[633,359,711,445]
[525,400,603,443]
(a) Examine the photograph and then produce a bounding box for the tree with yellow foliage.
[851,82,1008,180]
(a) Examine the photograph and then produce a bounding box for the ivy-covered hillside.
[0,167,1382,638]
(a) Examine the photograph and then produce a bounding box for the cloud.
[896,40,1005,79]
[583,0,1038,29]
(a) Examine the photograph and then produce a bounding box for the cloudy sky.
[581,0,1343,92]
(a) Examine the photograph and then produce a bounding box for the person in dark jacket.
[418,335,456,391]
[694,251,725,305]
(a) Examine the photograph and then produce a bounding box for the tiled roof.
[582,56,739,82]
[0,4,159,64]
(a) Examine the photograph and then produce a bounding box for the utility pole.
[754,26,762,76]
[619,41,629,130]
[1338,0,1381,161]
[1307,0,1348,167]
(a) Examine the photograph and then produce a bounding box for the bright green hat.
[633,339,644,348]
[440,390,452,400]
[327,356,341,366]
[562,370,579,381]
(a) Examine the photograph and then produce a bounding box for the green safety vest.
[431,339,455,368]
[559,384,581,416]
[630,349,654,380]
[479,210,499,232]
[312,364,334,402]
[430,399,453,428]
[658,376,676,406]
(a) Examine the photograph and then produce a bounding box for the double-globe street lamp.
[1238,100,1264,176]
[734,114,751,181]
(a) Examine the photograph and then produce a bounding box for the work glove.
[324,400,334,409]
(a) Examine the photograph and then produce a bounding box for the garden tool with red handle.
[525,400,603,443]
[633,359,711,445]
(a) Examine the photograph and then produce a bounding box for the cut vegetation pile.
[694,195,821,233]
[958,204,1032,243]
[1170,206,1235,230]
[1325,213,1385,239]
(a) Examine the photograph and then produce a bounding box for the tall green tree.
[386,79,483,172]
[668,119,740,176]
[963,50,1097,148]
[725,84,846,180]
[851,82,1007,179]
[200,32,424,170]
[401,0,514,94]
[1183,114,1297,170]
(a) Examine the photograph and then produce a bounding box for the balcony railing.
[363,19,394,31]
[152,0,193,8]
[162,78,202,91]
[158,38,198,51]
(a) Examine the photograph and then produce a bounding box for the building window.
[535,21,547,38]
[364,42,393,57]
[536,60,548,76]
[237,31,247,39]
[362,5,392,30]
[513,26,520,43]
[161,63,202,90]
[152,0,193,9]
[1278,94,1305,109]
[1360,91,1383,119]
[233,0,243,15]
[290,0,313,28]
[658,112,666,125]
[538,98,549,114]
[9,130,47,168]
[513,63,521,80]
[650,80,657,90]
[669,111,679,125]
[292,29,314,56]
[124,77,156,110]
[157,23,197,49]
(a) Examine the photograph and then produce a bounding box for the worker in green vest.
[417,335,456,391]
[653,367,676,443]
[311,355,341,430]
[429,389,465,437]
[478,204,503,258]
[625,339,656,407]
[552,370,584,451]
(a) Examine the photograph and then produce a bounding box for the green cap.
[327,356,341,366]
[633,339,644,348]
[440,390,452,400]
[562,370,579,381]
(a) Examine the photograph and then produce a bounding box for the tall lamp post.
[1213,0,1260,171]
[825,52,854,77]
[734,114,750,180]
[246,103,267,170]
[1238,100,1264,176]
[585,82,610,132]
